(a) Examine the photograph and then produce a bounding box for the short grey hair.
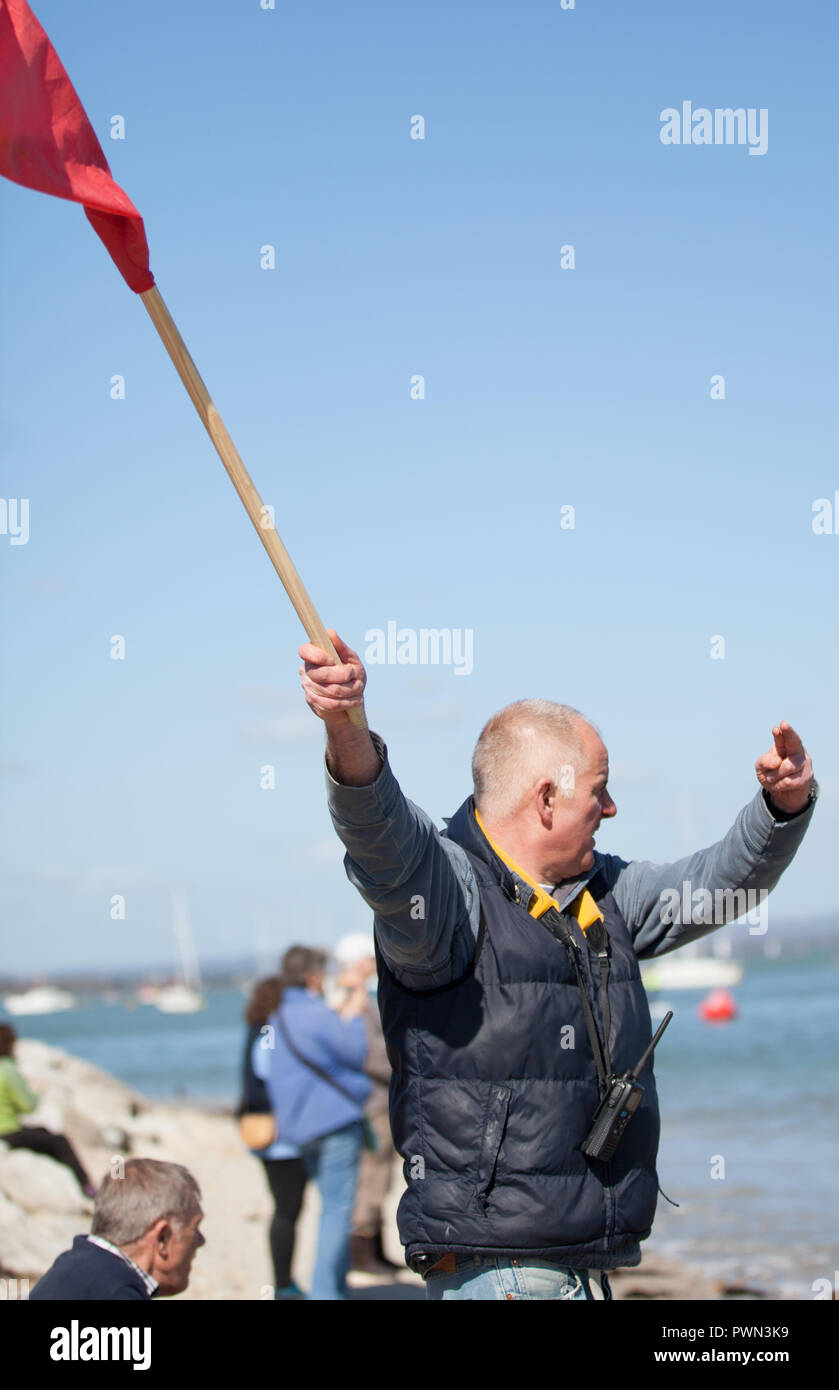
[91,1158,201,1247]
[472,699,593,820]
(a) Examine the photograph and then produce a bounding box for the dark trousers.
[2,1126,91,1191]
[259,1156,307,1289]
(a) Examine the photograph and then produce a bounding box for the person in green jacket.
[0,1024,96,1197]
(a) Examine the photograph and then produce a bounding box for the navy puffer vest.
[376,796,661,1271]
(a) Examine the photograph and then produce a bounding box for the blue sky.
[1,0,836,974]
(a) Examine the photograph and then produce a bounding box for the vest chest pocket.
[474,1084,512,1211]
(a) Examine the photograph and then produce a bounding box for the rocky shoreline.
[0,1040,774,1300]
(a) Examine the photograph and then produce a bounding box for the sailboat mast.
[172,891,202,992]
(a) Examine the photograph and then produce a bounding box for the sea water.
[650,955,839,1300]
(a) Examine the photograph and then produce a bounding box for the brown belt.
[426,1252,457,1274]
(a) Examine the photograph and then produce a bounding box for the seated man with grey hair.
[30,1158,205,1300]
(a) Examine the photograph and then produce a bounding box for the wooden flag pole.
[140,284,367,731]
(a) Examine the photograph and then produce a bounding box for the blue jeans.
[299,1121,364,1300]
[425,1256,613,1301]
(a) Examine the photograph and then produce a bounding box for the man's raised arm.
[299,631,480,987]
[605,722,817,957]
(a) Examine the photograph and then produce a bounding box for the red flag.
[0,0,154,292]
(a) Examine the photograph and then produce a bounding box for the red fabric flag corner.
[0,0,154,292]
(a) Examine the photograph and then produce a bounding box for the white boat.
[641,956,743,991]
[3,985,77,1016]
[154,891,206,1014]
[154,982,205,1014]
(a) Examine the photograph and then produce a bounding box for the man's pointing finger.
[774,721,804,758]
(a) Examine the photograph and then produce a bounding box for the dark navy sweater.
[29,1235,150,1300]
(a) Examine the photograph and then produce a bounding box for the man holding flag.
[299,632,816,1300]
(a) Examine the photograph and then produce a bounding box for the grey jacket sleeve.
[599,788,816,959]
[326,735,480,988]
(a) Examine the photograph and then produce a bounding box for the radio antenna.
[630,1010,673,1080]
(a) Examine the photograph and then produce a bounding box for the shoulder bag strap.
[275,1009,360,1106]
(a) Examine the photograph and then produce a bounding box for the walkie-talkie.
[581,1011,673,1162]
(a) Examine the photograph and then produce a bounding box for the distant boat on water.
[155,982,205,1014]
[642,935,743,992]
[3,985,77,1016]
[642,956,743,990]
[154,891,206,1014]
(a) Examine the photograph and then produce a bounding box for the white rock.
[0,1184,20,1223]
[0,1146,89,1215]
[0,1207,84,1281]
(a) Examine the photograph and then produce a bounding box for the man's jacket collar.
[443,795,599,913]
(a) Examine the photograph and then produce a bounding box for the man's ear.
[152,1218,173,1256]
[537,779,555,826]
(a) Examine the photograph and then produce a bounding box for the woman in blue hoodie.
[255,945,371,1301]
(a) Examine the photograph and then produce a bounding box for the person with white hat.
[332,932,400,1276]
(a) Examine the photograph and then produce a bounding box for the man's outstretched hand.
[755,722,814,815]
[299,631,381,786]
[299,630,367,724]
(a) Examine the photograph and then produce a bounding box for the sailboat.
[3,985,77,1015]
[641,933,743,992]
[154,891,207,1014]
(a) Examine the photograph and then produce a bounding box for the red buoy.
[699,988,738,1022]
